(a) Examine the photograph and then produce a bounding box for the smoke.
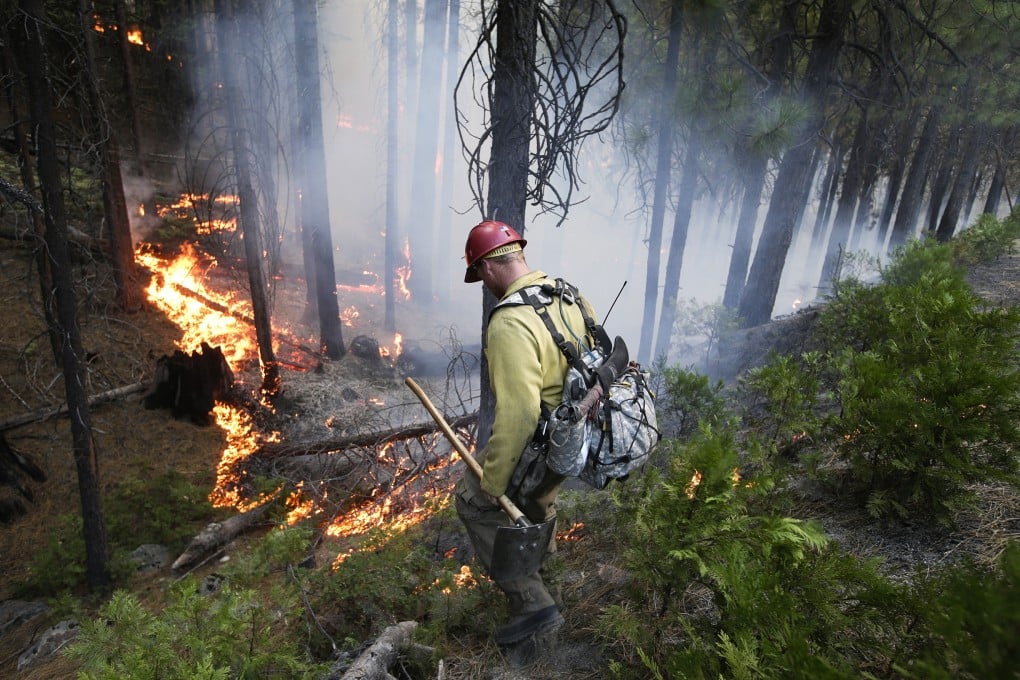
[173,2,890,368]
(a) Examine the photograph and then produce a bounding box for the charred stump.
[144,342,234,425]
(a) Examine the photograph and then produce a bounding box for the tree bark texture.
[477,0,538,449]
[890,105,940,250]
[737,0,849,328]
[12,0,111,591]
[936,124,982,242]
[294,0,345,358]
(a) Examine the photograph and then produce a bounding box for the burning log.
[171,502,271,571]
[328,620,425,680]
[144,342,233,425]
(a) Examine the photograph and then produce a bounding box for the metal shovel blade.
[490,518,556,581]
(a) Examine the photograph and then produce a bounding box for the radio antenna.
[602,281,627,325]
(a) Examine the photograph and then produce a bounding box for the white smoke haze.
[175,2,911,368]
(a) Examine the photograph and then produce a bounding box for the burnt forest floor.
[0,232,1018,679]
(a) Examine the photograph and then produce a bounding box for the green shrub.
[895,543,1020,679]
[738,351,823,462]
[602,428,905,678]
[67,580,328,678]
[952,210,1020,264]
[660,365,729,436]
[105,470,222,553]
[818,240,1020,523]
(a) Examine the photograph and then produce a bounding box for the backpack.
[493,279,660,489]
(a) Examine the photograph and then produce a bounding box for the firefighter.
[454,219,597,666]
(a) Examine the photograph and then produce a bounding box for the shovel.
[405,377,556,581]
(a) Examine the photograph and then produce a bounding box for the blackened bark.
[723,156,766,310]
[12,0,111,591]
[889,105,939,250]
[477,0,537,449]
[925,121,962,234]
[655,115,707,360]
[809,145,842,255]
[738,0,849,328]
[216,0,281,395]
[935,125,981,242]
[637,0,682,363]
[875,114,918,247]
[293,0,345,358]
[818,109,868,291]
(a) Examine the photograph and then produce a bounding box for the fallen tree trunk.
[329,620,422,680]
[171,502,271,571]
[0,381,147,432]
[256,412,477,460]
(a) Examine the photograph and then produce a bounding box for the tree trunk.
[385,0,401,331]
[889,105,939,250]
[818,108,867,292]
[113,0,157,223]
[216,0,281,395]
[654,131,703,361]
[738,0,849,328]
[408,0,448,303]
[1,37,61,364]
[78,0,139,312]
[477,0,537,449]
[808,144,842,256]
[294,0,345,358]
[925,121,962,235]
[874,114,918,248]
[436,0,460,304]
[637,0,682,364]
[12,0,111,592]
[982,129,1013,216]
[935,124,981,242]
[722,155,766,310]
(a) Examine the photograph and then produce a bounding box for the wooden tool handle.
[404,377,529,526]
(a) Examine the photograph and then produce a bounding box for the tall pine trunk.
[637,0,682,363]
[216,0,281,394]
[385,0,401,331]
[477,0,537,449]
[737,0,849,328]
[889,105,939,250]
[408,0,447,303]
[78,0,138,312]
[13,0,111,592]
[293,0,344,358]
[935,124,981,242]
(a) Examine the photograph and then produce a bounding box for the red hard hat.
[463,220,527,283]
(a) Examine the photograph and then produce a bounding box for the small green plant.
[738,351,823,463]
[66,580,328,678]
[895,543,1020,679]
[951,210,1020,264]
[603,427,904,678]
[671,298,740,371]
[818,239,1020,523]
[660,365,729,436]
[105,470,222,553]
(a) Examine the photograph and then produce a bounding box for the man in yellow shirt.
[454,220,598,666]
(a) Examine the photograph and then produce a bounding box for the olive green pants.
[454,446,564,617]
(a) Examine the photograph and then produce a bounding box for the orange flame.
[127,28,143,45]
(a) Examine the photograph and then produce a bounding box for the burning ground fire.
[137,192,454,563]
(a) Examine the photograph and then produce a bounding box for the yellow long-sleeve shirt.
[479,271,597,497]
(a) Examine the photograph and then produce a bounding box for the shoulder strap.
[491,279,611,375]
